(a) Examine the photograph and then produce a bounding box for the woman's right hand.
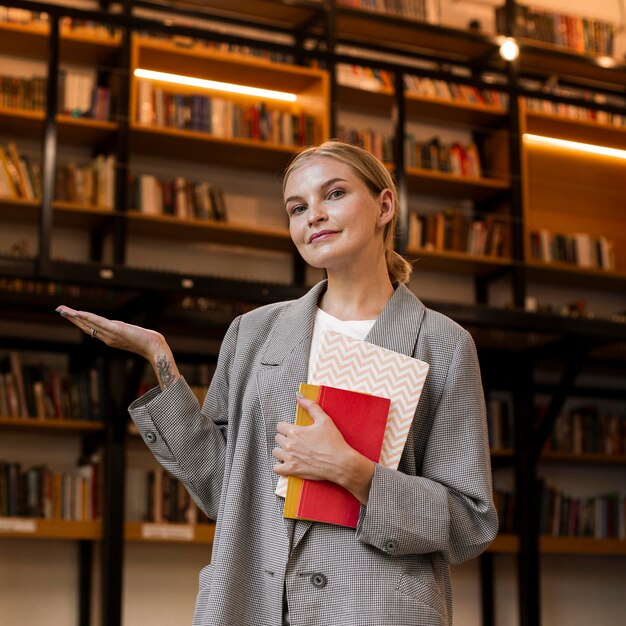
[55,305,180,389]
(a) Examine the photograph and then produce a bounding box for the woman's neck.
[321,263,395,321]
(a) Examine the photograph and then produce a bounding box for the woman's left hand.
[273,394,375,504]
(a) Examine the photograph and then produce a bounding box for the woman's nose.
[307,201,327,224]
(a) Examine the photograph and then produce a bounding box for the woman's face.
[284,156,394,273]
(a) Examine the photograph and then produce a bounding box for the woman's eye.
[328,189,344,200]
[290,204,306,215]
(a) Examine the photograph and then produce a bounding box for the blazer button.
[310,573,327,589]
[384,539,398,553]
[145,431,157,444]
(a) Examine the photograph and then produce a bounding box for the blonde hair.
[283,140,413,284]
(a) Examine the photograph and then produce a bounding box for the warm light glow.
[134,68,298,102]
[523,133,626,159]
[499,36,519,62]
[596,56,616,68]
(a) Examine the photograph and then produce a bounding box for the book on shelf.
[0,453,102,521]
[0,74,46,111]
[0,352,103,422]
[337,63,394,92]
[487,393,514,451]
[543,404,625,457]
[403,75,508,109]
[495,3,615,57]
[55,155,115,209]
[128,173,228,222]
[145,467,209,524]
[408,209,511,258]
[529,229,616,270]
[338,0,441,24]
[0,142,40,201]
[523,96,626,128]
[405,135,483,178]
[337,126,394,162]
[135,80,316,146]
[284,383,391,528]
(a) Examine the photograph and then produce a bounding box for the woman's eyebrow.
[285,177,348,205]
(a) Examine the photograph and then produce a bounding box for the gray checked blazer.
[129,281,498,626]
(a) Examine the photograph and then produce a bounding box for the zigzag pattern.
[311,332,429,469]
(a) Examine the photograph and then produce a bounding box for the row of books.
[523,97,626,128]
[403,75,508,109]
[0,75,46,111]
[336,127,394,163]
[0,455,101,521]
[0,142,40,201]
[338,0,441,23]
[136,81,317,147]
[529,230,616,271]
[487,395,514,450]
[543,406,625,457]
[58,71,112,121]
[56,155,116,209]
[0,352,102,421]
[540,485,624,540]
[408,210,511,258]
[141,32,293,65]
[128,174,227,222]
[495,487,626,540]
[144,467,209,525]
[495,4,615,57]
[0,9,118,38]
[405,136,483,178]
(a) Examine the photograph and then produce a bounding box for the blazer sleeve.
[355,329,498,564]
[127,316,241,519]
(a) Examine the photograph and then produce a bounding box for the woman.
[57,140,497,626]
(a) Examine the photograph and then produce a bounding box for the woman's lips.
[309,230,338,243]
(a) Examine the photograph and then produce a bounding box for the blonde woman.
[57,140,497,626]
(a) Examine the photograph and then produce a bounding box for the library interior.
[0,1,624,625]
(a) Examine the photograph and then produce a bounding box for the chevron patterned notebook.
[277,331,430,499]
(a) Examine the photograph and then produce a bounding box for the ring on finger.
[90,327,98,338]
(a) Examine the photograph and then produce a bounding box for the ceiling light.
[499,37,519,62]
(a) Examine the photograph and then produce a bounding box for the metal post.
[392,70,408,255]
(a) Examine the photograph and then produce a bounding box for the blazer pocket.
[395,572,447,621]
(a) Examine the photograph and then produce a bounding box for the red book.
[284,383,390,528]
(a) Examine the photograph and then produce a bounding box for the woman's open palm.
[55,305,164,360]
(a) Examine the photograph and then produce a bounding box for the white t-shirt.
[307,307,376,383]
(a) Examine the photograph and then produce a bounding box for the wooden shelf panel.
[406,95,507,130]
[335,9,497,62]
[405,247,512,275]
[540,536,626,556]
[0,517,101,540]
[517,39,626,89]
[0,198,115,229]
[0,108,118,145]
[134,36,327,93]
[130,124,300,171]
[125,521,215,544]
[541,451,626,465]
[488,535,626,555]
[0,417,105,432]
[406,167,510,200]
[337,85,395,114]
[126,211,293,252]
[0,21,120,65]
[525,112,626,151]
[525,260,626,291]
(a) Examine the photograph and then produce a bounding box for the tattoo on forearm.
[156,355,175,388]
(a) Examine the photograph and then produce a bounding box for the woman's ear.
[377,189,395,227]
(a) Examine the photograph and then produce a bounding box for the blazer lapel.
[257,281,327,547]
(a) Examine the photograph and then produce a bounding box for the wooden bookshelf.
[0,416,105,432]
[125,521,215,544]
[488,533,519,553]
[0,198,115,228]
[0,19,120,65]
[126,211,293,252]
[406,167,510,200]
[0,517,101,540]
[488,535,626,556]
[405,247,512,275]
[541,451,626,465]
[405,95,507,129]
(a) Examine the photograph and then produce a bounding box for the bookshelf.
[0,2,625,626]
